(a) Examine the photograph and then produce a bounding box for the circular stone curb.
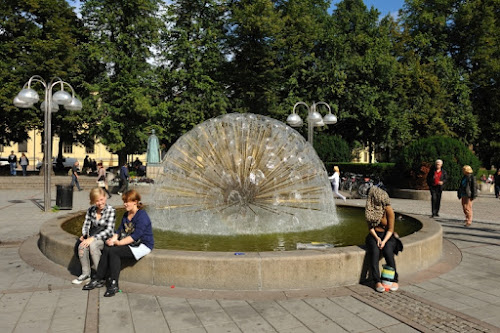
[38,203,443,291]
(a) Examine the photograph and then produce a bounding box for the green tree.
[81,0,163,164]
[397,0,479,148]
[156,0,230,145]
[313,133,352,162]
[0,0,86,152]
[451,0,500,167]
[396,135,480,190]
[225,0,285,114]
[330,0,401,162]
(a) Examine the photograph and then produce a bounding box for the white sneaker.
[72,274,90,285]
[117,192,122,195]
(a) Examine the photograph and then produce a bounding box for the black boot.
[104,279,119,297]
[82,279,105,290]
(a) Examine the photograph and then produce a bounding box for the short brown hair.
[121,189,144,209]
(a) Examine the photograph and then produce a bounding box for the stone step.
[0,175,110,190]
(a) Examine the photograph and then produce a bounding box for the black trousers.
[95,245,135,281]
[429,185,443,216]
[365,231,398,283]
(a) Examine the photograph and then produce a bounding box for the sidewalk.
[1,187,499,333]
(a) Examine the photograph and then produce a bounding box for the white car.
[0,157,10,168]
[36,157,79,170]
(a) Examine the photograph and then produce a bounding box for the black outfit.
[366,231,399,283]
[426,167,448,217]
[494,171,500,199]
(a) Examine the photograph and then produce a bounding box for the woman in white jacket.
[329,166,346,201]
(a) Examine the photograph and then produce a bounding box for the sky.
[361,0,406,17]
[67,0,406,19]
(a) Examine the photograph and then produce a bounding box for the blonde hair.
[89,187,106,205]
[463,165,473,174]
[122,189,144,209]
[333,166,340,173]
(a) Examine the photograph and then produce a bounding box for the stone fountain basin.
[38,204,442,291]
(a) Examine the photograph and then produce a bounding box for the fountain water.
[150,113,338,235]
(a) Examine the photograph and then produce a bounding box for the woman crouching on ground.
[83,189,154,297]
[365,186,399,292]
[72,187,115,284]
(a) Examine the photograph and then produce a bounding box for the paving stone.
[248,300,308,331]
[157,297,204,332]
[218,300,277,332]
[277,299,348,333]
[128,294,169,333]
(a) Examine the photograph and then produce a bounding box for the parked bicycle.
[357,175,385,198]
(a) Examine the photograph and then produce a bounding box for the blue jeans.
[71,174,81,190]
[9,162,16,175]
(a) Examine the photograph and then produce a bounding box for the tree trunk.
[118,151,127,167]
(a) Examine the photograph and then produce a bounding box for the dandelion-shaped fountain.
[150,113,338,235]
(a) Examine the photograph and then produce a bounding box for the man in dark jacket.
[8,151,17,176]
[118,162,129,195]
[426,159,448,217]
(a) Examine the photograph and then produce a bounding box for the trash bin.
[56,184,73,210]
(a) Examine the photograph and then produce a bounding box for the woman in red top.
[426,159,448,217]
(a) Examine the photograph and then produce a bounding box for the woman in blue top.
[83,189,154,297]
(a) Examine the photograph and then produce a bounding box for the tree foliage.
[80,0,163,163]
[1,0,497,170]
[396,136,480,190]
[0,0,86,151]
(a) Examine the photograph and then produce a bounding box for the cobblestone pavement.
[0,185,499,332]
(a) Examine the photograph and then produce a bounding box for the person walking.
[19,153,29,176]
[117,162,129,195]
[329,166,346,201]
[494,169,500,199]
[70,161,83,191]
[458,165,477,227]
[97,162,112,199]
[426,159,448,217]
[8,151,17,176]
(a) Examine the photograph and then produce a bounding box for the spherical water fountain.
[38,113,442,292]
[150,113,338,235]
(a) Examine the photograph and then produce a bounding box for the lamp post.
[14,76,83,212]
[286,101,338,145]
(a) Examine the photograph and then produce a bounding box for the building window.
[18,140,28,152]
[63,142,73,154]
[86,145,95,154]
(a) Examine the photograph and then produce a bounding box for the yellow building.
[0,129,146,170]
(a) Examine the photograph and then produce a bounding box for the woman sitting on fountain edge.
[83,189,154,297]
[365,186,400,292]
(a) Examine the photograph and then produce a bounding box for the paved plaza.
[0,178,499,333]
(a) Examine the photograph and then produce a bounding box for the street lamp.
[287,101,337,144]
[13,75,82,212]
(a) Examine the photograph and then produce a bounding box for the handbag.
[89,224,106,237]
[97,175,106,187]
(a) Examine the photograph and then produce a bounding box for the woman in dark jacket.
[458,165,477,227]
[83,189,154,297]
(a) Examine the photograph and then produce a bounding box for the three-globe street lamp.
[286,101,338,145]
[13,76,83,212]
